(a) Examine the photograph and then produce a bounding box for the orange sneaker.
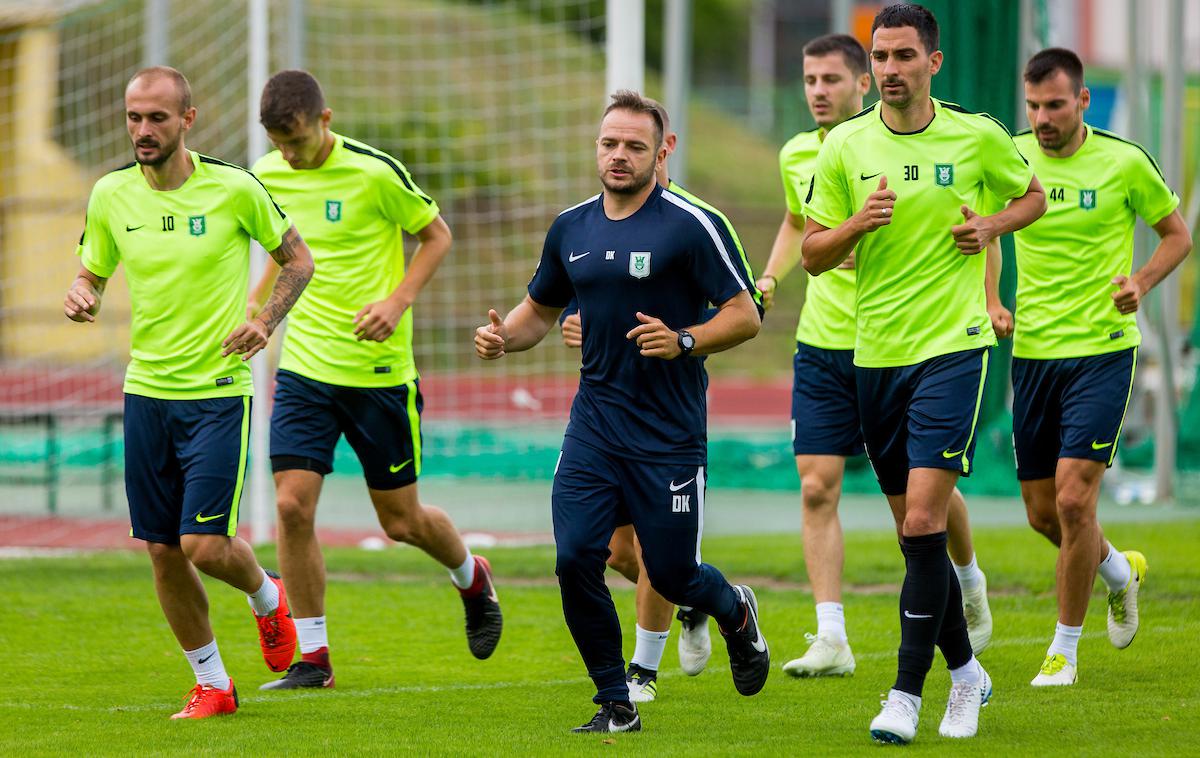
[170,681,239,719]
[254,569,297,672]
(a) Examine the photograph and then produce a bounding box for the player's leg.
[627,463,769,698]
[1033,348,1143,687]
[784,344,860,677]
[554,438,639,733]
[171,396,296,677]
[344,379,501,659]
[1012,354,1066,547]
[624,535,677,701]
[606,525,639,582]
[262,369,342,688]
[1065,349,1144,652]
[123,393,238,718]
[784,454,856,677]
[946,489,992,655]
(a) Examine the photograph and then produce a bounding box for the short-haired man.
[803,4,1047,743]
[558,98,761,702]
[759,32,999,680]
[248,70,502,689]
[1014,47,1192,686]
[64,66,313,718]
[477,90,767,733]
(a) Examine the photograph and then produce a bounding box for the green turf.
[3,520,1198,755]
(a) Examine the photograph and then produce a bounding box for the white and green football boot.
[1107,550,1147,649]
[1030,653,1077,686]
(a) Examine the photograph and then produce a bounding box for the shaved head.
[127,66,192,113]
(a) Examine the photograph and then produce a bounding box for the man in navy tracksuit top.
[475,90,769,733]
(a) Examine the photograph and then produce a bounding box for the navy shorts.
[124,393,250,544]
[552,435,708,566]
[1012,348,1137,480]
[791,342,864,457]
[270,369,423,490]
[856,348,990,496]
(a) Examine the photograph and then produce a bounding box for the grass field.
[4,519,1198,755]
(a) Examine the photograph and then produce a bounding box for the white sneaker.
[782,633,855,677]
[869,690,920,745]
[1030,653,1077,686]
[963,573,993,655]
[939,664,991,738]
[676,608,711,676]
[625,665,658,703]
[1107,550,1147,649]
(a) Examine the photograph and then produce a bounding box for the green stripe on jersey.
[805,100,1030,367]
[1011,126,1179,359]
[779,128,855,350]
[405,381,422,477]
[253,133,441,388]
[76,151,290,399]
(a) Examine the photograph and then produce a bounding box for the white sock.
[888,688,921,712]
[295,616,328,654]
[815,601,847,642]
[630,625,670,672]
[184,639,231,689]
[246,568,280,616]
[449,549,476,589]
[949,656,982,685]
[1097,543,1131,592]
[1048,622,1083,666]
[952,554,985,595]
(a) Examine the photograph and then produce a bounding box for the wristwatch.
[676,329,695,356]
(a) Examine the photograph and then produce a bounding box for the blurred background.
[1,0,1198,546]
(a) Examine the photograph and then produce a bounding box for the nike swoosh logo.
[904,610,933,619]
[860,172,882,181]
[197,653,215,664]
[1091,440,1114,450]
[568,251,591,262]
[195,512,225,523]
[125,224,144,232]
[669,478,695,492]
[942,449,965,459]
[389,459,413,473]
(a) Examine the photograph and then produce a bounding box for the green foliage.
[4,520,1199,753]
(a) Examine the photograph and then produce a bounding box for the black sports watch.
[676,329,696,356]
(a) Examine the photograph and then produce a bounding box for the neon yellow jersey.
[253,134,441,387]
[779,128,856,350]
[666,180,762,309]
[805,99,1032,367]
[76,151,290,399]
[1012,125,1179,359]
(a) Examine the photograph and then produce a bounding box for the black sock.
[937,564,974,669]
[894,531,950,697]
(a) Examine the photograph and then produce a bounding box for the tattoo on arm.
[256,227,313,333]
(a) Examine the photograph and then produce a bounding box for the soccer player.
[802,5,1047,743]
[557,99,758,701]
[247,70,502,689]
[476,90,768,733]
[1014,48,1192,686]
[63,67,312,719]
[759,33,997,679]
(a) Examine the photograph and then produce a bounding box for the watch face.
[681,333,695,350]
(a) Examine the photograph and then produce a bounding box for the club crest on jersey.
[935,163,954,186]
[188,215,206,236]
[629,252,651,279]
[1079,189,1097,210]
[326,200,343,222]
